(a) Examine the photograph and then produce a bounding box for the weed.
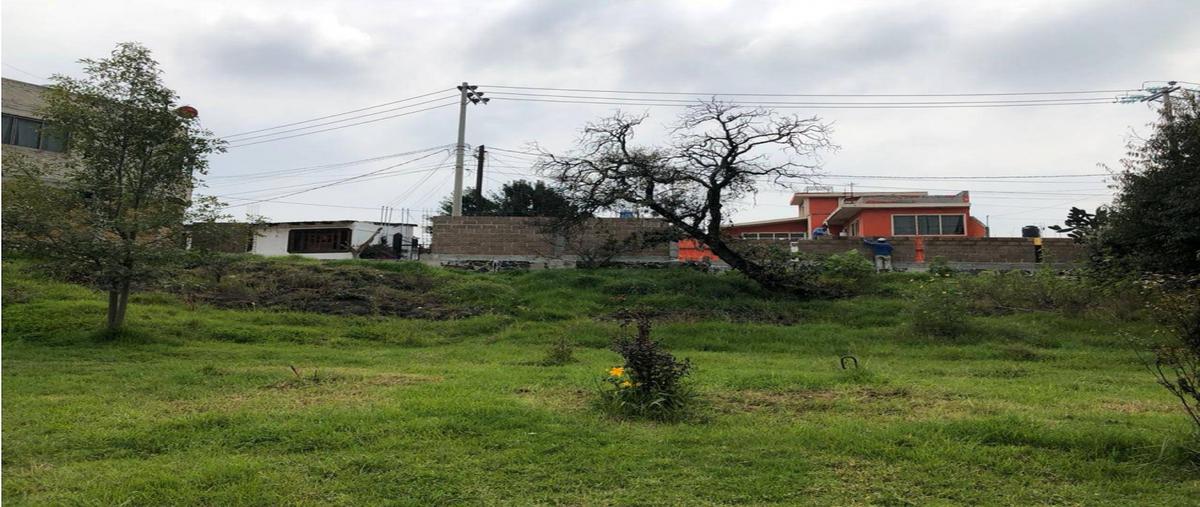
[906,279,970,338]
[538,336,576,366]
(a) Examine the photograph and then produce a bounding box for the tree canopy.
[1,42,223,331]
[439,179,574,217]
[536,101,834,289]
[1065,91,1200,276]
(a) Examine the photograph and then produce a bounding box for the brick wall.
[432,215,1087,266]
[778,237,1084,264]
[431,216,674,259]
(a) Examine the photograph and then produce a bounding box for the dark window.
[2,115,12,144]
[941,215,965,235]
[13,116,40,149]
[893,215,916,235]
[918,215,941,235]
[287,228,352,253]
[1,113,67,152]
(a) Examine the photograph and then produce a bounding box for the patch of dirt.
[167,369,441,413]
[1098,399,1176,414]
[714,386,975,421]
[513,386,591,412]
[168,260,481,319]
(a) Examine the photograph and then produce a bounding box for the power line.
[225,102,458,149]
[220,88,455,138]
[490,96,1115,109]
[383,152,456,208]
[480,84,1137,98]
[488,147,542,157]
[205,145,454,180]
[220,95,458,142]
[203,195,384,211]
[207,161,454,197]
[818,173,1109,180]
[2,63,47,81]
[225,149,451,207]
[487,90,1119,106]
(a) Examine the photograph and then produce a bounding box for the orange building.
[678,190,988,261]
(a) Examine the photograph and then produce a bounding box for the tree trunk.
[115,280,131,329]
[705,239,780,289]
[106,280,132,332]
[106,289,122,331]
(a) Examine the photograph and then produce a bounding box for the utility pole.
[474,145,486,210]
[451,82,488,216]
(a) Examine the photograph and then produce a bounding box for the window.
[741,232,807,241]
[941,215,965,235]
[287,228,352,253]
[739,234,806,241]
[893,216,916,235]
[918,215,941,235]
[1,113,67,152]
[892,214,967,236]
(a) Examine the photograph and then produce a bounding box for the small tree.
[536,101,833,290]
[439,179,574,217]
[1099,91,1200,275]
[1,43,222,332]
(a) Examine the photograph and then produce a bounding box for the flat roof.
[263,220,417,227]
[728,216,807,227]
[789,191,929,205]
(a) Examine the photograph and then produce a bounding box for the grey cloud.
[183,14,379,85]
[614,7,950,92]
[954,0,1200,88]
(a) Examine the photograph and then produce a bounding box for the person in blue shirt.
[862,237,894,272]
[812,223,829,239]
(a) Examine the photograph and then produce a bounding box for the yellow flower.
[620,380,633,388]
[608,367,625,377]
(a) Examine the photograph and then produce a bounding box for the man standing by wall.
[863,237,893,272]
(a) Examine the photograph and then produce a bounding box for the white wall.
[251,222,417,260]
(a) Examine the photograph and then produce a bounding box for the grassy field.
[3,259,1198,505]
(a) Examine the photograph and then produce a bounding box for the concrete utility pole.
[451,82,488,216]
[474,145,486,209]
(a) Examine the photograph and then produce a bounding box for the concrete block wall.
[771,237,1084,264]
[430,216,675,259]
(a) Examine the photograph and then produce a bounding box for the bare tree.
[536,100,833,289]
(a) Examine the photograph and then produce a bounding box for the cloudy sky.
[4,0,1197,236]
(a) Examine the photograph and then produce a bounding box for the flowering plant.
[594,310,696,421]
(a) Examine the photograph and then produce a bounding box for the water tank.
[1021,225,1041,238]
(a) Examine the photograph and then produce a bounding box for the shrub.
[907,279,970,338]
[539,336,576,366]
[957,269,1099,316]
[1140,278,1200,433]
[817,250,876,296]
[595,311,696,421]
[928,256,955,277]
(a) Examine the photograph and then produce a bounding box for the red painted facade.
[678,190,989,261]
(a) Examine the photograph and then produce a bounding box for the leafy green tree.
[438,187,497,216]
[439,179,573,217]
[1,43,222,332]
[1100,91,1200,275]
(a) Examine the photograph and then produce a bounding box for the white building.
[252,221,419,260]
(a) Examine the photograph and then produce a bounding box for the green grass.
[3,259,1198,505]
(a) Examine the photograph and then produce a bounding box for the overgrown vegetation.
[4,259,1199,504]
[1141,279,1200,433]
